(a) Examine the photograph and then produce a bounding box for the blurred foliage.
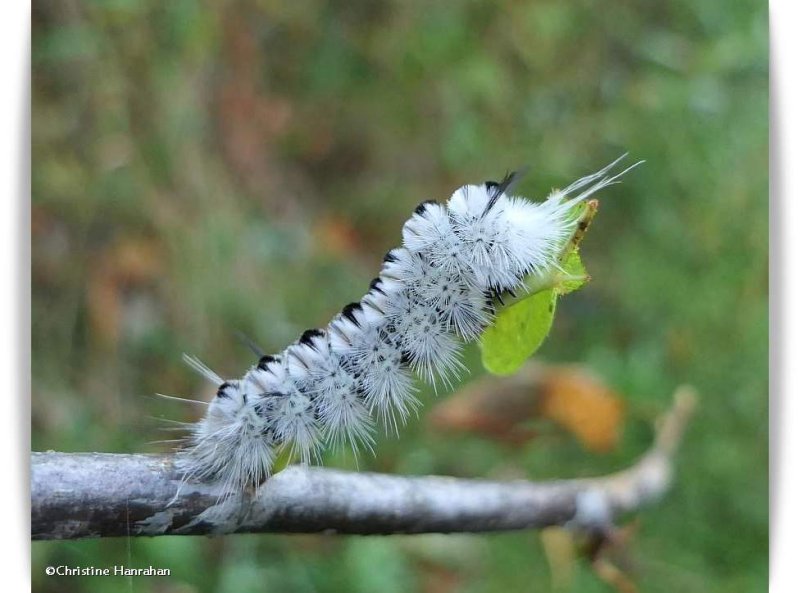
[31,0,767,592]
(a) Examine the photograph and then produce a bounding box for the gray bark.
[31,389,695,540]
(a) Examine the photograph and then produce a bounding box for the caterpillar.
[174,155,640,493]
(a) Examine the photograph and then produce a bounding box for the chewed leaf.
[480,288,558,376]
[555,247,589,296]
[480,246,589,376]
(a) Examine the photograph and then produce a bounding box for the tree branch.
[31,388,695,540]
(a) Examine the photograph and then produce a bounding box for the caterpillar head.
[177,376,276,492]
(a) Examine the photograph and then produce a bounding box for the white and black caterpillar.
[175,155,639,492]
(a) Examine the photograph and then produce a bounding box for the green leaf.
[479,247,589,375]
[478,200,594,377]
[555,247,589,296]
[480,288,558,376]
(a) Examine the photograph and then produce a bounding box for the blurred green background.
[31,1,767,592]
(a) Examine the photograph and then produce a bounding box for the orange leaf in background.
[428,362,624,453]
[538,366,624,453]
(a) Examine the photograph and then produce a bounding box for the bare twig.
[31,388,696,540]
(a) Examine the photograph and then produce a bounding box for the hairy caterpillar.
[174,155,640,493]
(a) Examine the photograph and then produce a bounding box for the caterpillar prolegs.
[175,155,640,492]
